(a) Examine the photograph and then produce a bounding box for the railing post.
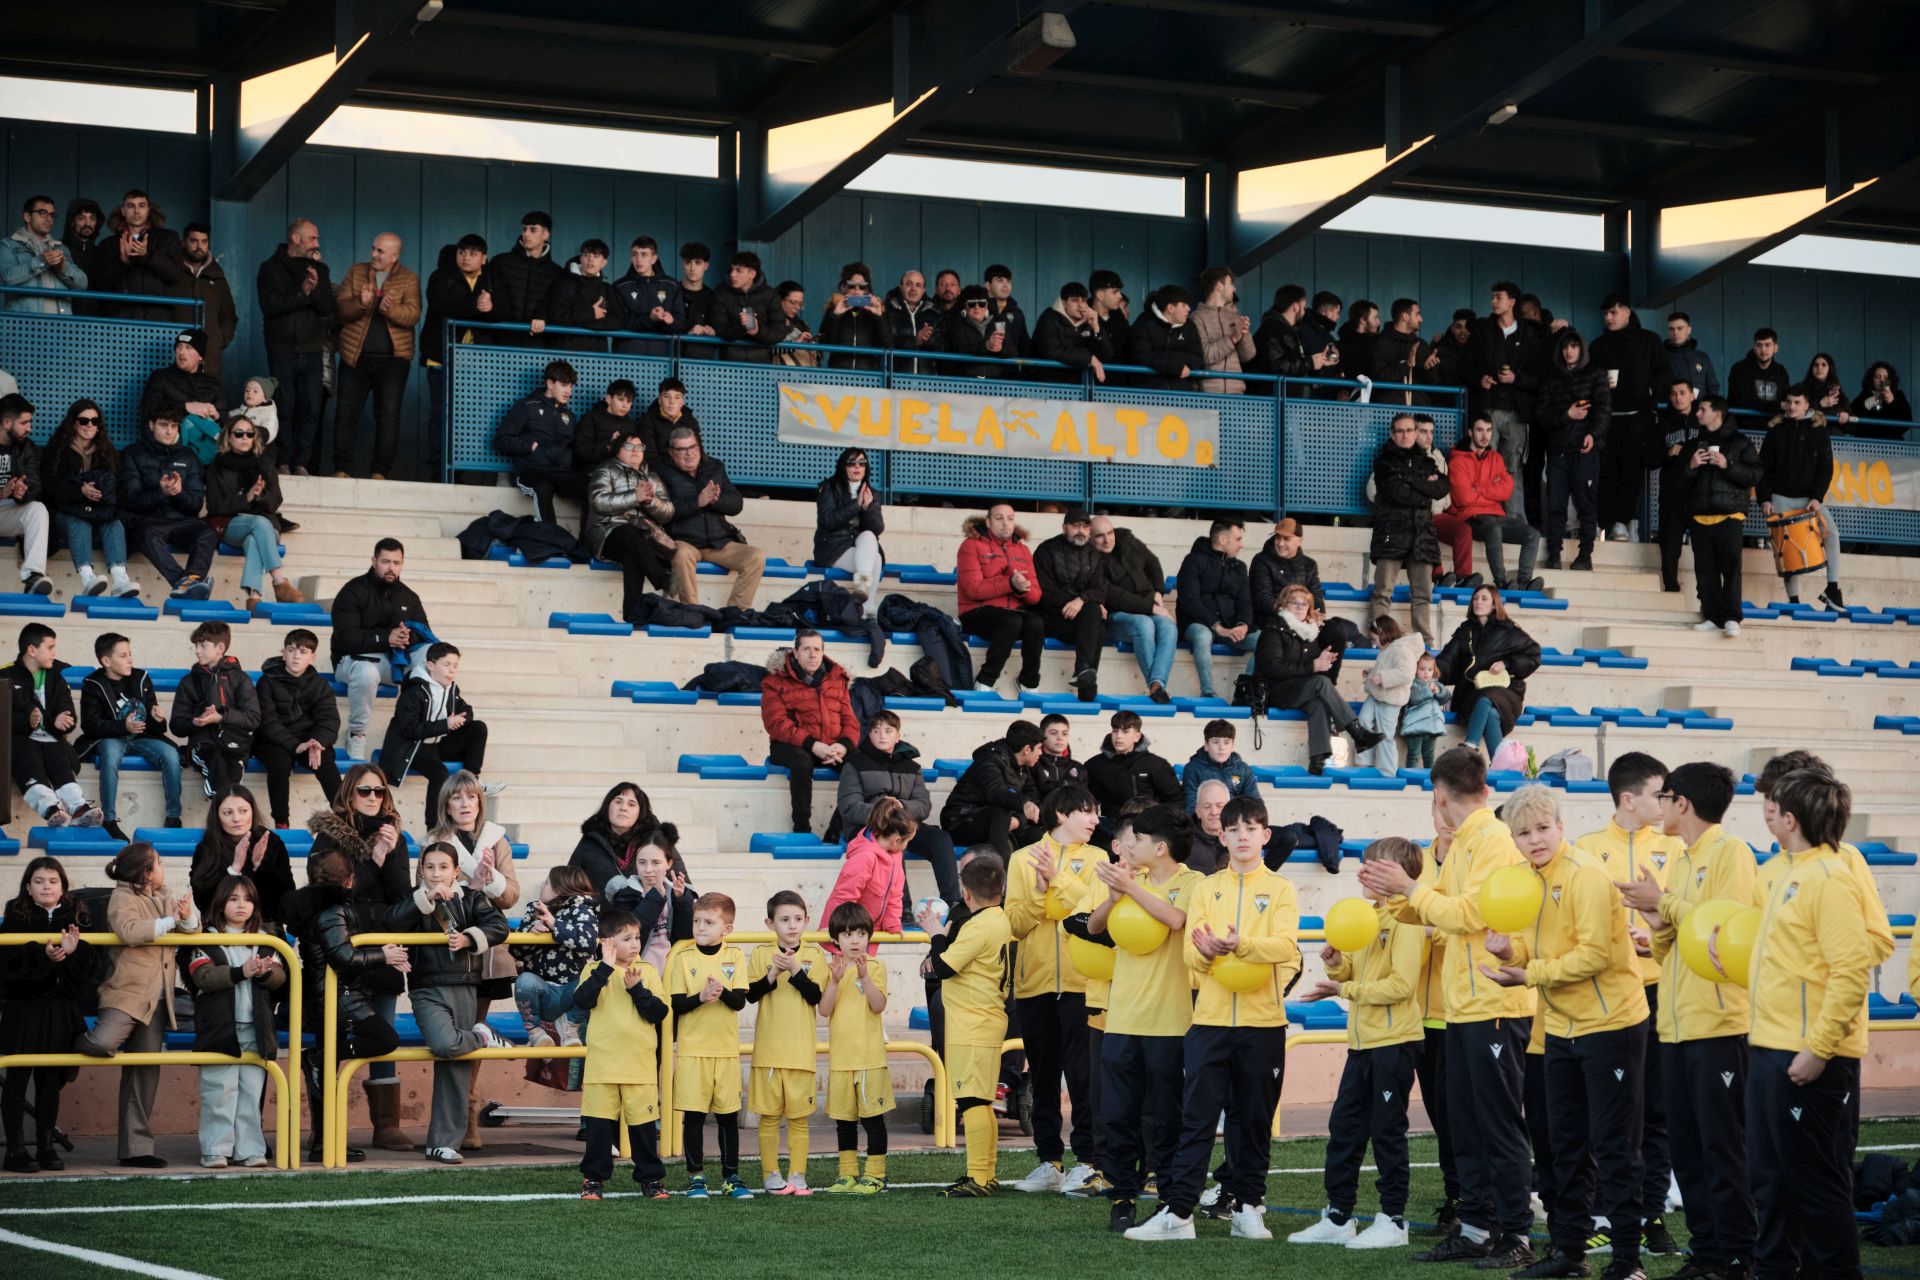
[1274,375,1289,520]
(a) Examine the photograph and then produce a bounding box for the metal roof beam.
[1023,68,1320,108]
[741,2,1091,243]
[215,0,433,201]
[1223,0,1687,277]
[1603,43,1884,85]
[1094,0,1444,37]
[431,10,836,60]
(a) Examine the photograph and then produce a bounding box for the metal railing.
[0,284,205,320]
[0,930,301,1169]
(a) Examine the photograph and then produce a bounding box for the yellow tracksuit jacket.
[1183,862,1300,1028]
[1575,819,1680,986]
[1749,845,1872,1060]
[1325,900,1427,1049]
[1395,806,1536,1024]
[1504,843,1650,1039]
[1649,824,1757,1044]
[1005,834,1104,1000]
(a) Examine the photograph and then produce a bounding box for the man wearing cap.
[1032,282,1112,385]
[139,329,225,456]
[487,212,562,344]
[1032,509,1108,701]
[333,232,420,478]
[981,264,1031,362]
[257,219,335,472]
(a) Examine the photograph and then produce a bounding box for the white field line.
[0,1225,223,1279]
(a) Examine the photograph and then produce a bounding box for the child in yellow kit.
[746,890,827,1195]
[820,901,891,1193]
[669,892,749,1198]
[576,908,670,1201]
[1292,837,1430,1250]
[922,851,1013,1197]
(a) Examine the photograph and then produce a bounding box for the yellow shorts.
[673,1055,742,1114]
[747,1066,817,1119]
[827,1067,895,1121]
[946,1043,1003,1102]
[582,1082,659,1126]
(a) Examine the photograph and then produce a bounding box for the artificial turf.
[7,1123,1920,1280]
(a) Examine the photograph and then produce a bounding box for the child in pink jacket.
[821,796,912,953]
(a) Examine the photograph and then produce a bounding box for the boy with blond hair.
[670,892,749,1198]
[745,889,827,1195]
[1291,836,1430,1249]
[924,852,1013,1197]
[576,908,669,1200]
[820,901,891,1193]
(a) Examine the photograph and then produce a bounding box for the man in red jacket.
[760,630,858,837]
[956,503,1045,692]
[1449,415,1543,592]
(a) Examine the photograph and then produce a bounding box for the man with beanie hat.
[139,330,225,457]
[488,212,562,343]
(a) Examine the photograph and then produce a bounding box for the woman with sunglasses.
[205,416,303,610]
[43,399,139,598]
[307,763,415,1149]
[814,446,884,614]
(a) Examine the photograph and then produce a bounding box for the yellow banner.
[776,382,1220,468]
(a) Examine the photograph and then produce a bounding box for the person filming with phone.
[820,260,890,372]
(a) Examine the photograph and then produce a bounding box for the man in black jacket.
[1252,284,1337,379]
[1092,516,1176,703]
[1369,414,1452,644]
[331,537,433,759]
[679,242,720,354]
[884,270,944,374]
[93,190,185,321]
[254,629,344,828]
[487,212,563,343]
[1663,312,1718,398]
[256,219,335,472]
[119,405,218,601]
[1090,270,1131,377]
[1086,711,1181,845]
[1649,378,1699,593]
[939,720,1044,857]
[78,631,182,838]
[1684,396,1763,635]
[1249,518,1324,628]
[139,329,225,438]
[169,620,261,797]
[1537,330,1612,571]
[1588,296,1669,542]
[1465,282,1549,518]
[613,235,685,355]
[1726,328,1789,417]
[1032,283,1113,385]
[494,359,581,527]
[0,394,54,595]
[1759,386,1845,610]
[420,235,491,481]
[1127,286,1205,390]
[1033,509,1108,701]
[658,427,765,609]
[535,240,622,353]
[982,264,1031,361]
[1176,518,1255,701]
[709,251,780,364]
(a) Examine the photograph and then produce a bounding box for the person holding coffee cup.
[1588,295,1669,545]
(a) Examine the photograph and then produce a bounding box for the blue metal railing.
[0,284,204,319]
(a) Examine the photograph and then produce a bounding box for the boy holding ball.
[1291,836,1430,1249]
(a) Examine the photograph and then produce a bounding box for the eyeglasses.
[75,414,100,424]
[27,207,54,217]
[965,301,989,309]
[1656,791,1677,802]
[353,785,387,797]
[230,430,255,439]
[844,281,869,290]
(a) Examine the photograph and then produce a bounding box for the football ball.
[914,897,949,928]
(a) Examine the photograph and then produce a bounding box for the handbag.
[1232,674,1268,750]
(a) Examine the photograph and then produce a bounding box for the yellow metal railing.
[0,931,302,1169]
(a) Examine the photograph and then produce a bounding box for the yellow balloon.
[1108,897,1170,956]
[1068,934,1115,981]
[1715,906,1763,987]
[1678,899,1743,982]
[1212,954,1270,993]
[1044,884,1075,920]
[1324,898,1379,953]
[1479,864,1545,933]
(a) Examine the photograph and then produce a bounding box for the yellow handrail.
[0,931,302,1169]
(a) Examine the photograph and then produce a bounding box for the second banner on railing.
[775,381,1220,468]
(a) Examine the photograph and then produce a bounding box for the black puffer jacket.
[814,477,884,567]
[818,295,890,371]
[1086,736,1182,813]
[306,811,413,1001]
[1097,527,1165,615]
[1535,341,1613,454]
[328,568,430,664]
[287,882,395,1024]
[203,451,284,528]
[571,401,636,469]
[1435,615,1540,734]
[1254,614,1344,705]
[1249,541,1324,623]
[43,441,117,523]
[1031,301,1112,383]
[385,883,509,989]
[1684,420,1763,516]
[487,242,563,327]
[421,243,494,365]
[1368,442,1450,564]
[1033,750,1085,796]
[537,262,622,351]
[1174,535,1252,632]
[139,363,225,425]
[940,739,1037,832]
[658,452,746,549]
[835,737,934,829]
[1033,532,1107,612]
[1253,308,1314,377]
[1127,306,1205,389]
[256,246,336,354]
[883,288,944,373]
[1760,410,1834,499]
[254,655,340,754]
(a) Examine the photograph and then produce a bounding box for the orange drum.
[1767,506,1827,579]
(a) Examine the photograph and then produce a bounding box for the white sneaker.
[347,734,369,760]
[1532,1190,1548,1223]
[77,565,106,597]
[1288,1211,1357,1244]
[109,565,139,598]
[1124,1208,1196,1241]
[1629,519,1641,542]
[1231,1205,1274,1239]
[1692,620,1722,633]
[1723,621,1741,637]
[1610,522,1630,542]
[786,1173,809,1195]
[1061,1162,1097,1194]
[556,1018,582,1047]
[1288,1210,1357,1244]
[482,781,508,799]
[1011,1161,1065,1193]
[471,1022,504,1049]
[763,1170,788,1193]
[1199,1182,1223,1209]
[524,1026,555,1048]
[424,1146,463,1164]
[1348,1215,1409,1249]
[850,571,873,601]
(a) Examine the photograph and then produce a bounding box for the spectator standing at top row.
[421,234,493,481]
[332,232,420,480]
[175,224,238,382]
[3,195,87,314]
[488,212,562,341]
[90,190,184,322]
[257,220,333,474]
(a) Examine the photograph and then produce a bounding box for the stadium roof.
[8,0,1920,303]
